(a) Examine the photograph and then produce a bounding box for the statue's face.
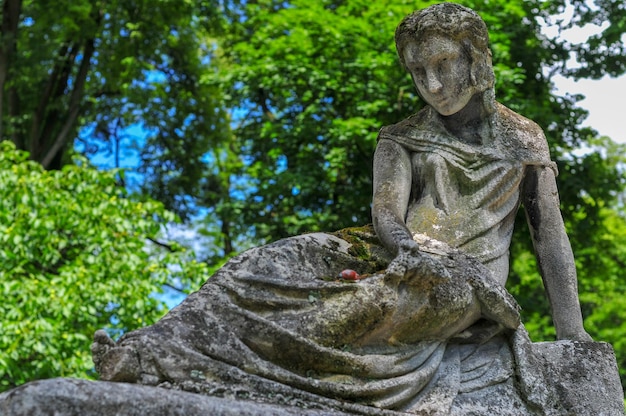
[402,35,478,116]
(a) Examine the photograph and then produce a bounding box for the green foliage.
[0,141,210,392]
[1,0,227,177]
[545,0,626,79]
[2,0,241,253]
[219,0,425,239]
[215,0,621,242]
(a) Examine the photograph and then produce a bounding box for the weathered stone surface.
[1,335,622,415]
[84,230,532,412]
[84,230,624,414]
[531,340,624,415]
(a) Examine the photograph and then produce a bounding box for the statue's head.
[395,3,495,115]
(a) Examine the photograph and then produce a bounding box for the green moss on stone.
[331,225,392,271]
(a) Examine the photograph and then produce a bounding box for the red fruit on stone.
[338,269,360,281]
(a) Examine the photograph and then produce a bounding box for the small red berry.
[338,269,360,281]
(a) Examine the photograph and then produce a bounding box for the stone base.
[2,231,624,415]
[0,378,354,416]
[1,340,623,416]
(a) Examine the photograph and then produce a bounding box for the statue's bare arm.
[522,165,592,341]
[371,138,415,254]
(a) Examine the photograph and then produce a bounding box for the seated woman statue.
[374,2,590,342]
[91,3,591,415]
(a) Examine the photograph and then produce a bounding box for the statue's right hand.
[386,239,451,286]
[386,239,419,281]
[398,238,420,254]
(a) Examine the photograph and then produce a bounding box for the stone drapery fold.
[92,230,547,414]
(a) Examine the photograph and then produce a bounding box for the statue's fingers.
[385,257,407,283]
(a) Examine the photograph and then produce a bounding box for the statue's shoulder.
[495,103,551,160]
[378,106,437,140]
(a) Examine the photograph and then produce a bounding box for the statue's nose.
[426,70,443,94]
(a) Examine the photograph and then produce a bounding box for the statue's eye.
[412,66,425,77]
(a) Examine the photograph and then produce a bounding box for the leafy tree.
[539,0,626,79]
[213,0,611,237]
[0,141,210,392]
[2,0,624,255]
[0,0,242,256]
[2,0,624,247]
[216,0,417,240]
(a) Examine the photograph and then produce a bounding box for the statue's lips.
[422,94,452,111]
[432,96,452,106]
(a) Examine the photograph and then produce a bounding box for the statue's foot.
[91,329,115,373]
[91,330,141,383]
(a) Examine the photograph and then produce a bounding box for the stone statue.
[372,2,591,342]
[0,3,622,416]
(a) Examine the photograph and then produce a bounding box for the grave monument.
[1,3,623,415]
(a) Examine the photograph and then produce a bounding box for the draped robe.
[378,103,556,283]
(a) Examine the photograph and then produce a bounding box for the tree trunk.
[0,0,22,141]
[41,37,95,169]
[28,43,71,158]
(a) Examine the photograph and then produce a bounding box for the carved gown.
[378,103,556,283]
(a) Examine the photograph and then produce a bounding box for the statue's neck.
[440,93,494,145]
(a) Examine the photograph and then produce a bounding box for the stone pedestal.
[1,341,623,415]
[532,341,624,415]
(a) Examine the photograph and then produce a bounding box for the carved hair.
[395,3,495,95]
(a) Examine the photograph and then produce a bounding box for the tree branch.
[147,236,175,252]
[257,88,276,121]
[8,82,19,146]
[162,282,186,295]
